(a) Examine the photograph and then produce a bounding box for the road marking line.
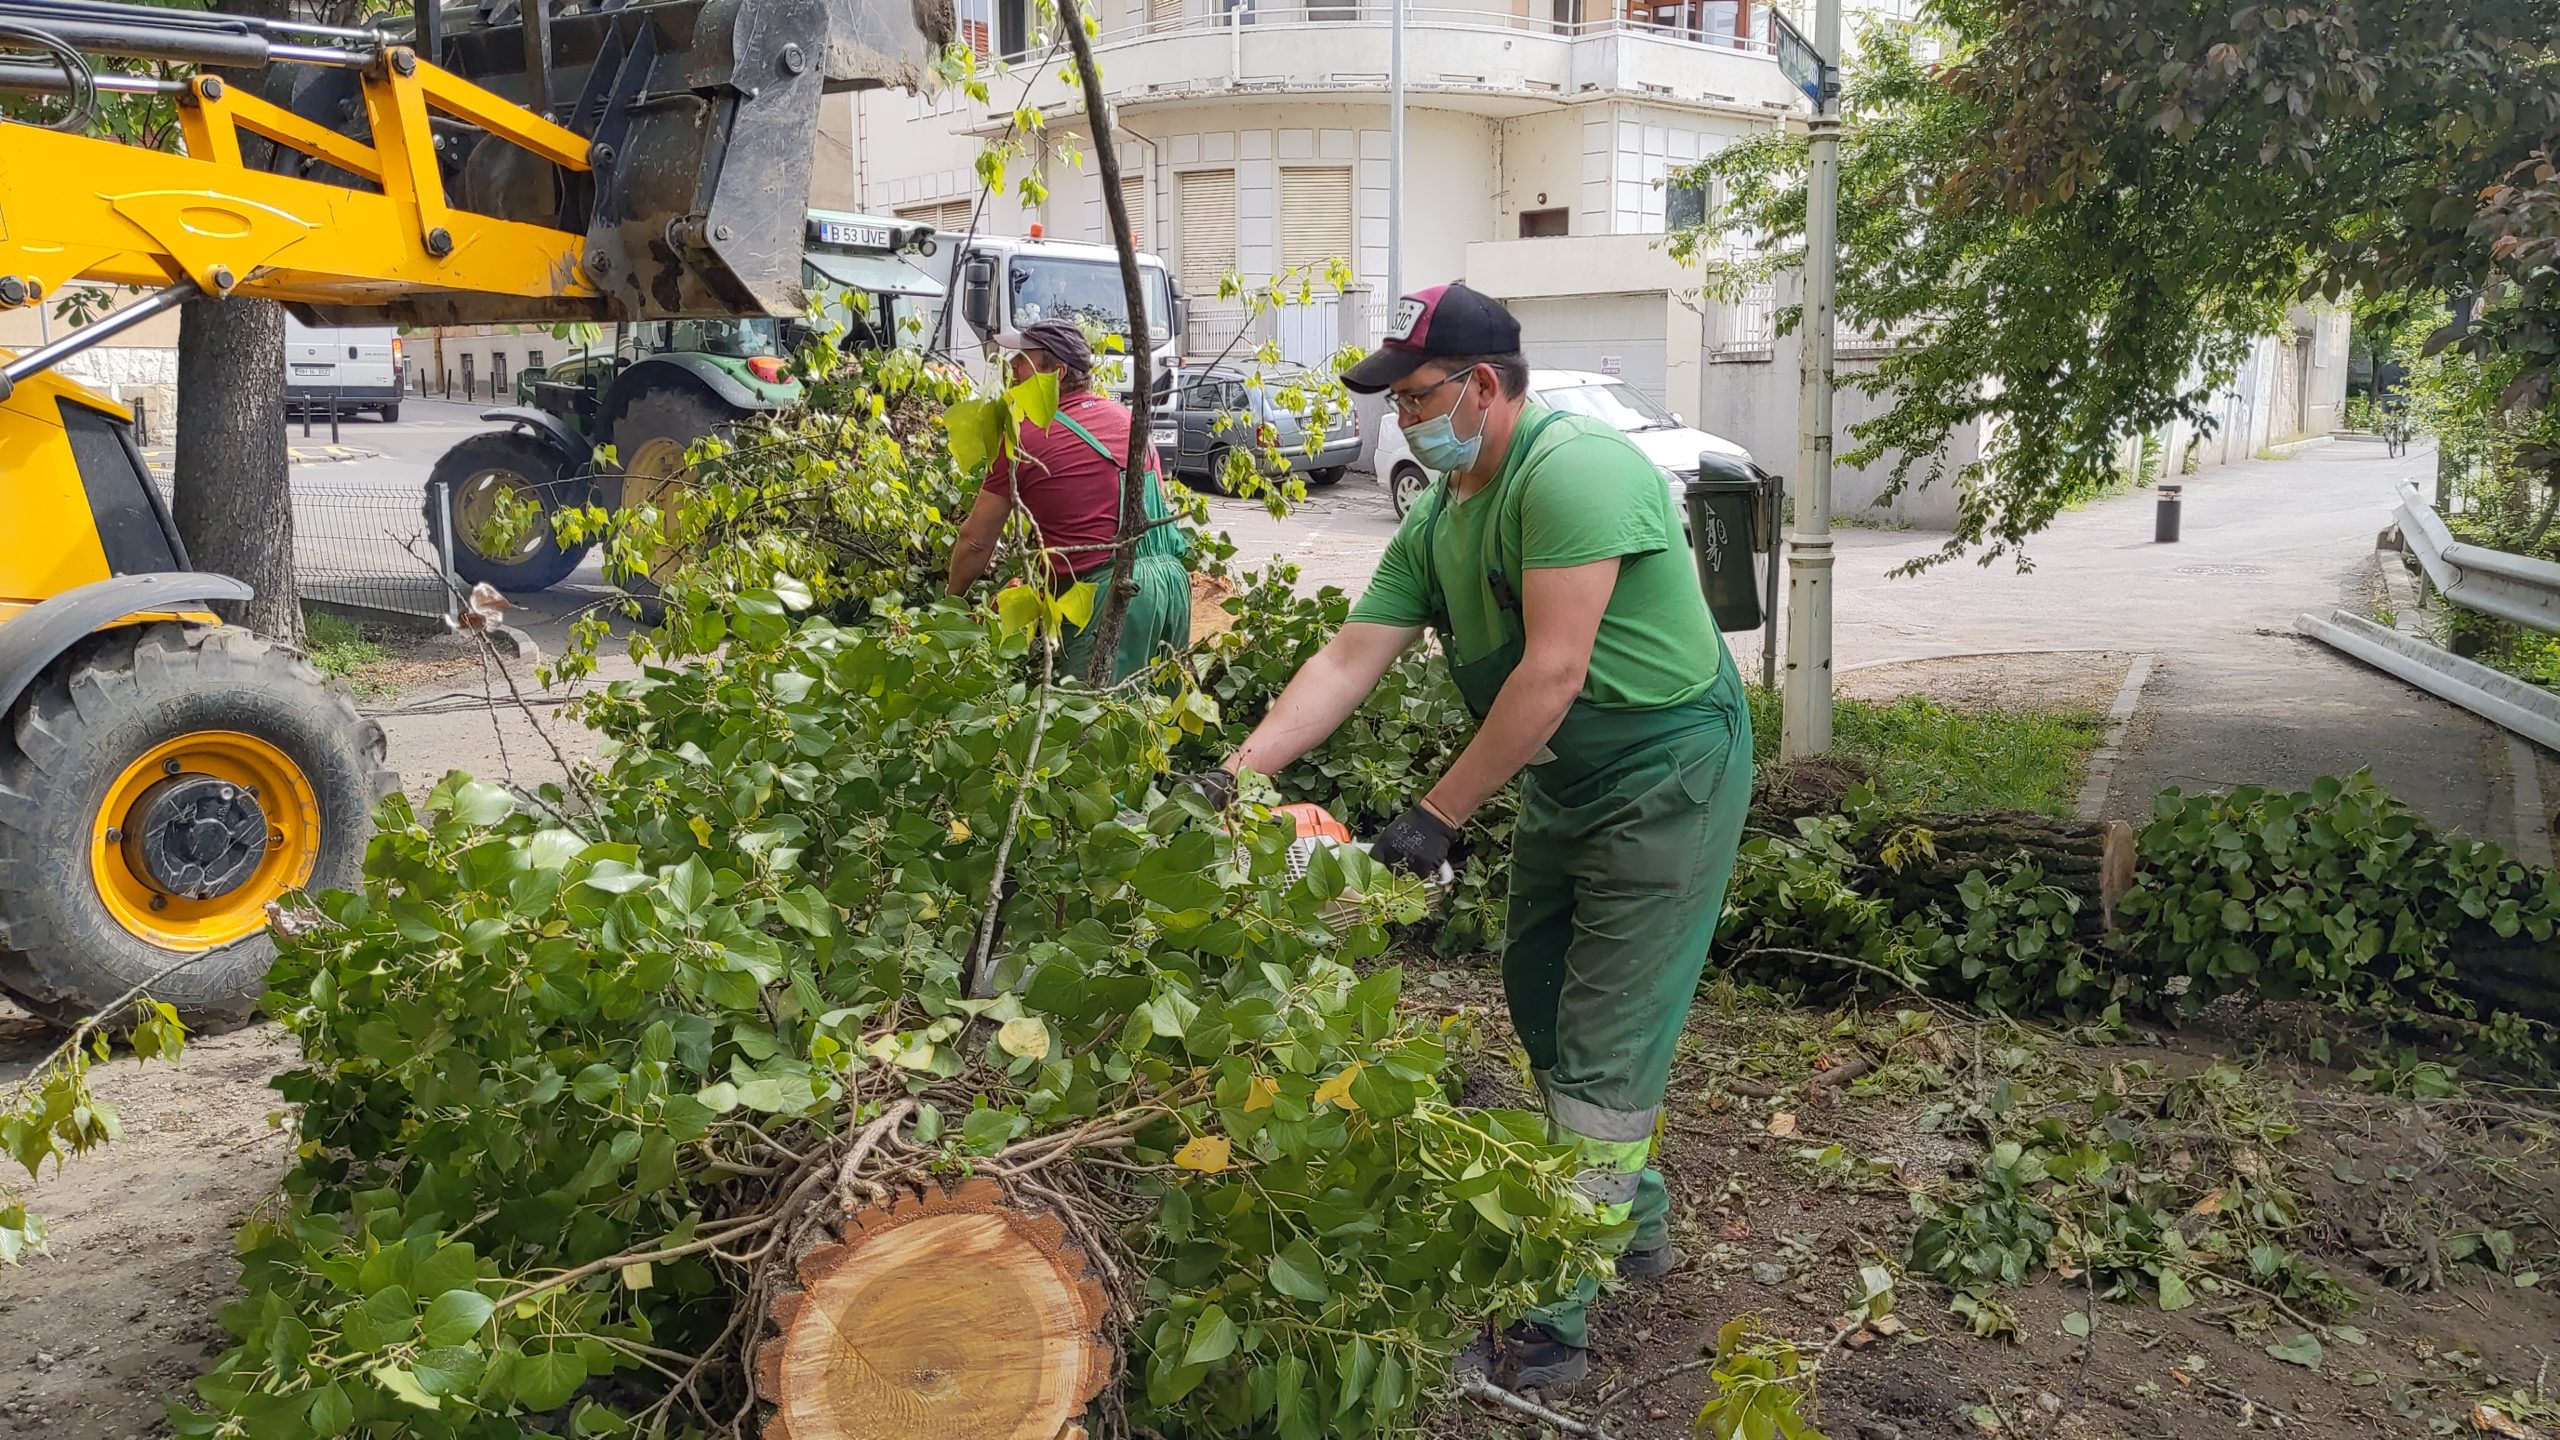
[2074,653,2156,822]
[2509,734,2554,870]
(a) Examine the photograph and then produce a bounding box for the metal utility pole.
[1387,0,1404,306]
[1779,0,1840,760]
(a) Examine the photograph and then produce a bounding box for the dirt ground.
[0,1023,297,1439]
[1402,962,2560,1440]
[1836,651,2138,717]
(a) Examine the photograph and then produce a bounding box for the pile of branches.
[184,601,1608,1440]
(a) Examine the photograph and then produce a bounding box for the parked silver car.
[1161,365,1362,491]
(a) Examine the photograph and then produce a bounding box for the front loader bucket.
[296,0,954,328]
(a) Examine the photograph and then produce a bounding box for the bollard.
[329,392,342,444]
[302,402,313,439]
[2154,484,2183,543]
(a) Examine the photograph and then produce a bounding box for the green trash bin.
[1683,452,1769,633]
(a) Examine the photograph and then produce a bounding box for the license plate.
[1150,428,1177,450]
[292,365,329,375]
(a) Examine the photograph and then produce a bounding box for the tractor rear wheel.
[607,382,752,596]
[0,624,395,1030]
[430,430,595,594]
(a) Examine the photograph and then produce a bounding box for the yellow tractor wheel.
[0,624,395,1030]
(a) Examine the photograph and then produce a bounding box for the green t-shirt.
[1348,405,1736,710]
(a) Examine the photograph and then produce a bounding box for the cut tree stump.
[1842,813,2137,938]
[756,1179,1113,1440]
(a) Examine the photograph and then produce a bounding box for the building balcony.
[970,0,1804,122]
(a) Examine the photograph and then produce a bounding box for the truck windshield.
[1006,257,1171,345]
[634,317,786,358]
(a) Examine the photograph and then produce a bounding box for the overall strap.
[1420,407,1569,618]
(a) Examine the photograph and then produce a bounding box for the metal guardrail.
[2394,480,2560,637]
[2295,484,2560,752]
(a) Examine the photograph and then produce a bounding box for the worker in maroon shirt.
[946,319,1192,681]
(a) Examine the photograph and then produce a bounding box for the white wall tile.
[1204,130,1237,162]
[1241,129,1272,160]
[1169,132,1201,164]
[1278,127,1315,159]
[1318,127,1355,159]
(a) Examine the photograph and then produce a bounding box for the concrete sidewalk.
[1791,438,2537,850]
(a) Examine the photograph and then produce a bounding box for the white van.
[283,316,403,422]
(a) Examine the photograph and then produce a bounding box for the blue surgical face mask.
[1402,385,1488,473]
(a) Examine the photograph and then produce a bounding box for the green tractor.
[428,211,944,592]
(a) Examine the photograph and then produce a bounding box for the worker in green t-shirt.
[1181,282,1753,1393]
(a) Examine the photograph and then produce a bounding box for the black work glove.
[1369,804,1455,878]
[1174,768,1238,811]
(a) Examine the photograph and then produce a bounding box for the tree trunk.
[173,296,299,644]
[756,1178,1112,1440]
[173,0,301,645]
[1839,813,2136,942]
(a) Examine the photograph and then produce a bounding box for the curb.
[2072,653,2156,822]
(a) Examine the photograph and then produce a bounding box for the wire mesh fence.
[290,480,456,621]
[147,471,457,624]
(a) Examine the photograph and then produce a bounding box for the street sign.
[1772,7,1831,105]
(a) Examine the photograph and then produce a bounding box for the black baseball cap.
[1342,282,1522,393]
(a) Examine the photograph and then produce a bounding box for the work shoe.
[1617,1241,1682,1280]
[1455,1320,1590,1394]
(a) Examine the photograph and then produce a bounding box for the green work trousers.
[1511,693,1753,1347]
[1056,553,1190,683]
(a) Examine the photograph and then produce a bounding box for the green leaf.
[447,779,517,827]
[2060,1310,2091,1338]
[2264,1333,2323,1369]
[512,1347,589,1412]
[778,887,832,935]
[305,1382,355,1435]
[420,1289,496,1347]
[1182,1303,1239,1367]
[1268,1241,1330,1303]
[2154,1269,2194,1311]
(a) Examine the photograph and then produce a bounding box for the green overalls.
[1048,411,1192,683]
[1418,415,1753,1347]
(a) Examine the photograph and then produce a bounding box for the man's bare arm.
[946,484,1013,594]
[1421,558,1617,824]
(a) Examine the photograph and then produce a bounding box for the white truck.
[283,315,404,422]
[926,231,1185,450]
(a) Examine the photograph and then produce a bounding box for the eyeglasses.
[1385,369,1471,419]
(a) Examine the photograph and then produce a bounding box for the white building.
[845,0,1806,384]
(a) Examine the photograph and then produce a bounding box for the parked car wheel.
[377,403,401,423]
[1308,466,1347,488]
[1389,462,1432,519]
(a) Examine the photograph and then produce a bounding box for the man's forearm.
[1230,647,1374,777]
[947,533,997,594]
[1422,657,1582,823]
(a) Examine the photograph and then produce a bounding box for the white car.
[1374,368,1755,519]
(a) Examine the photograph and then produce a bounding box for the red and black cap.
[1342,282,1522,393]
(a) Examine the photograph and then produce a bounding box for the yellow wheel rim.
[90,731,321,951]
[617,436,691,586]
[454,467,547,562]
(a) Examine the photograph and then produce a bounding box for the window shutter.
[1118,173,1146,250]
[1278,166,1353,275]
[1150,0,1183,29]
[1178,169,1237,294]
[899,198,978,234]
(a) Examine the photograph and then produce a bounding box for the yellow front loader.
[0,0,950,1026]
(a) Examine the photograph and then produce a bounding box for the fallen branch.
[1459,1375,1616,1438]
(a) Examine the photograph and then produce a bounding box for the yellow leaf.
[1244,1075,1279,1112]
[997,1017,1051,1059]
[620,1261,654,1290]
[688,815,713,846]
[1312,1062,1364,1112]
[2189,1189,2224,1217]
[1766,1112,1798,1138]
[1173,1134,1232,1174]
[994,583,1043,637]
[1055,580,1097,631]
[948,817,972,843]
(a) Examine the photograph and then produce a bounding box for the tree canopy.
[1675,0,2559,566]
